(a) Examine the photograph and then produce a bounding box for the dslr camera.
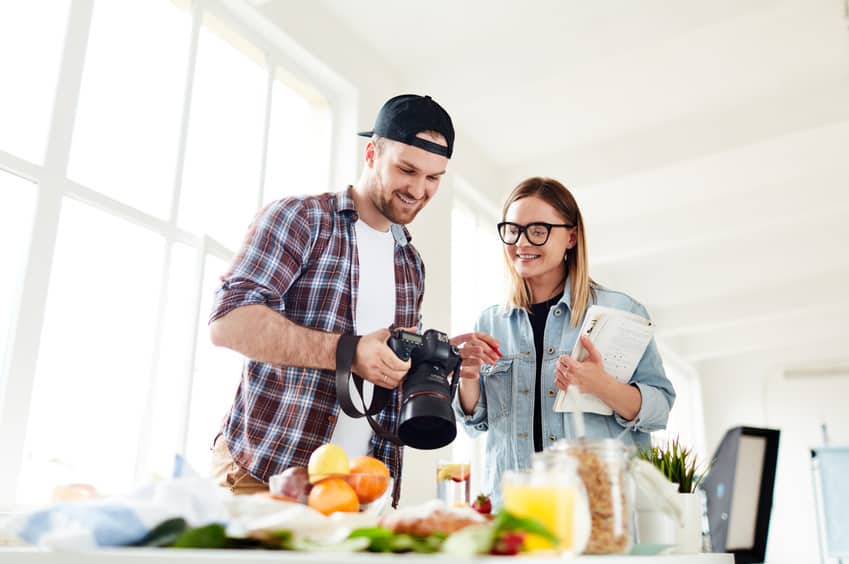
[387,329,462,449]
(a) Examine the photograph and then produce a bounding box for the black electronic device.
[702,426,780,564]
[387,329,462,449]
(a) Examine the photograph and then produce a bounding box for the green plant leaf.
[638,436,709,493]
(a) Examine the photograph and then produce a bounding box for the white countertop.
[0,548,735,563]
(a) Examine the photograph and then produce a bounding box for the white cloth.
[328,220,396,458]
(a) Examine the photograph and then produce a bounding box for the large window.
[0,0,334,507]
[0,1,70,164]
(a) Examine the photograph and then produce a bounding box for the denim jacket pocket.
[483,359,513,421]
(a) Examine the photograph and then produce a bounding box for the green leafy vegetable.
[173,523,228,549]
[492,511,558,545]
[348,526,446,553]
[131,518,188,547]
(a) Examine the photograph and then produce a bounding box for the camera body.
[387,329,462,449]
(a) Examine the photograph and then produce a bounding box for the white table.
[0,548,735,563]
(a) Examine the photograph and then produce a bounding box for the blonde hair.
[502,177,596,327]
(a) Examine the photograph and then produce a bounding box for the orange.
[348,456,390,503]
[307,477,359,515]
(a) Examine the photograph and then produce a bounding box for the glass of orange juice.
[436,460,471,506]
[501,467,578,555]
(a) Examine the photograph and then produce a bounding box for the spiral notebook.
[553,305,653,416]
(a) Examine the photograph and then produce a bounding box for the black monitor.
[701,426,780,564]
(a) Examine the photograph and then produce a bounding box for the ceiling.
[284,0,849,374]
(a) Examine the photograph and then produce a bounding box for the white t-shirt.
[328,220,396,458]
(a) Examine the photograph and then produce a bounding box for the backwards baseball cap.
[358,94,454,159]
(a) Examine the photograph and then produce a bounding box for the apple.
[269,466,311,503]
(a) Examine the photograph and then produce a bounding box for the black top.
[529,293,562,452]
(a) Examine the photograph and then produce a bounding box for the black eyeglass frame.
[497,221,575,246]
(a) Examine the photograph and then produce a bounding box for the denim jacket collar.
[502,275,574,316]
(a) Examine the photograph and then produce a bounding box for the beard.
[368,173,427,225]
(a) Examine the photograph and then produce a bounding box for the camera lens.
[397,364,457,449]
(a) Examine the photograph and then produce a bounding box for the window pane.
[0,1,70,163]
[450,203,503,337]
[263,75,331,204]
[179,17,266,250]
[0,171,37,376]
[143,242,196,480]
[450,193,504,498]
[184,254,243,474]
[67,1,191,219]
[17,198,164,504]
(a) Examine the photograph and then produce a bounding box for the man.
[208,94,495,504]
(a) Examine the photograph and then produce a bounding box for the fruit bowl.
[270,471,393,516]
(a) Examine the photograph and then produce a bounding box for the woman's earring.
[564,253,568,263]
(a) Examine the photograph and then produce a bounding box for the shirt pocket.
[483,359,513,421]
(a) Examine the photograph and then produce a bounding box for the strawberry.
[451,471,470,483]
[490,531,525,555]
[471,493,492,515]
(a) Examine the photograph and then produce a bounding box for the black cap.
[358,94,454,159]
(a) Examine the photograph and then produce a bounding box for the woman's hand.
[554,335,614,394]
[451,331,501,380]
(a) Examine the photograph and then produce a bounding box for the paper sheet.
[553,305,653,415]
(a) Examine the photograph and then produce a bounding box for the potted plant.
[636,437,709,553]
[638,437,708,494]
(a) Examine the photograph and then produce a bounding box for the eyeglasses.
[497,221,575,246]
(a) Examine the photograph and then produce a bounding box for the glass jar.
[529,451,590,555]
[551,438,633,554]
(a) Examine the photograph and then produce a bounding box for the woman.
[455,177,675,504]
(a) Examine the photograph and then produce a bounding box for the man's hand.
[351,328,411,389]
[554,335,613,394]
[451,332,501,380]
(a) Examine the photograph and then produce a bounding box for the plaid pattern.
[210,186,424,498]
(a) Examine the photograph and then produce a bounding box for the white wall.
[700,356,849,563]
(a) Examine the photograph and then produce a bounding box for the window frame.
[0,0,350,508]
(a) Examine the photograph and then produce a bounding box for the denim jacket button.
[547,389,555,397]
[546,346,555,355]
[548,434,557,442]
[554,308,562,316]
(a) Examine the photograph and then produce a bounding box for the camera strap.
[335,334,403,445]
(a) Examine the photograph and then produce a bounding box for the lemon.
[437,463,470,481]
[308,444,350,484]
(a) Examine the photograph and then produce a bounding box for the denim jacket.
[455,279,675,506]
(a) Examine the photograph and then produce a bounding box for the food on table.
[379,501,487,536]
[471,494,492,515]
[437,463,471,482]
[347,456,390,503]
[268,466,311,503]
[307,477,359,515]
[490,531,526,555]
[307,443,350,484]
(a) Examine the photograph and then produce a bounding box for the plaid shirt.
[210,186,424,502]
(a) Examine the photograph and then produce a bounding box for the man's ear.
[365,141,377,168]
